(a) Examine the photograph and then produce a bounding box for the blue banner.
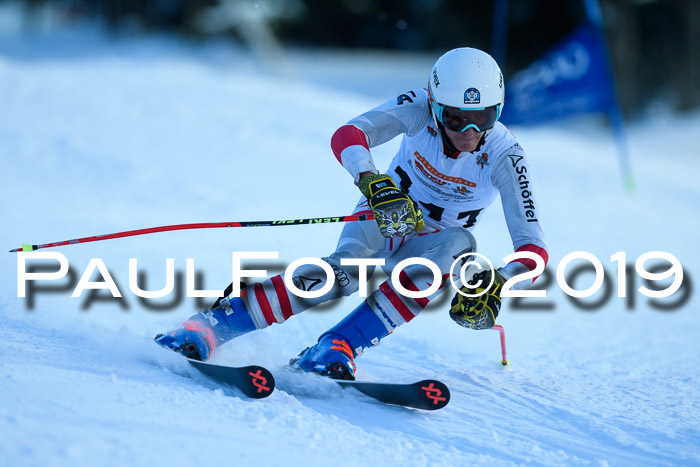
[500,24,614,125]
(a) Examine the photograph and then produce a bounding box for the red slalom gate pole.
[492,324,508,366]
[9,213,375,253]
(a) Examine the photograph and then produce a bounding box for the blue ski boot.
[155,295,257,361]
[290,300,393,380]
[155,319,217,361]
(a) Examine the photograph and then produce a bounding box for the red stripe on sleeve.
[270,275,293,321]
[379,281,416,323]
[398,270,430,309]
[253,283,277,326]
[331,125,369,164]
[512,244,549,271]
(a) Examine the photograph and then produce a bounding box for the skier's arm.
[331,125,377,183]
[331,89,431,183]
[448,148,548,330]
[490,150,549,290]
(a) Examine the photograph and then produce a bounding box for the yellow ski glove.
[358,174,424,238]
[449,270,504,330]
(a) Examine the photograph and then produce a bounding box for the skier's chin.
[445,128,483,153]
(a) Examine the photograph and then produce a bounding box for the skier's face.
[444,127,484,152]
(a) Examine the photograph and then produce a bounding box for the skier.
[156,47,548,380]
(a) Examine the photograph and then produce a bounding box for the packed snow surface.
[1,25,699,466]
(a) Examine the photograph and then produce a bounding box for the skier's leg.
[292,227,476,378]
[157,203,384,360]
[240,212,384,330]
[371,227,477,328]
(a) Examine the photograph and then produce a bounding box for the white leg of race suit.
[242,212,476,333]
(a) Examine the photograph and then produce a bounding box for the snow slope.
[1,24,699,466]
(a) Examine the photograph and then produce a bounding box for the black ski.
[187,359,275,399]
[335,378,450,410]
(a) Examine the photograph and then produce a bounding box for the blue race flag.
[501,23,615,125]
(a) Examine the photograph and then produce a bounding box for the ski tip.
[187,360,275,399]
[245,365,276,399]
[416,379,450,410]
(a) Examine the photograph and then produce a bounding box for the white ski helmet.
[428,47,505,133]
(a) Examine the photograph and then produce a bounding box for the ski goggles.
[431,101,501,133]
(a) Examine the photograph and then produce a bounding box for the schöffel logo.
[508,154,538,223]
[464,88,480,104]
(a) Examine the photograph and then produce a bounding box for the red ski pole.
[493,324,508,366]
[9,213,375,253]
